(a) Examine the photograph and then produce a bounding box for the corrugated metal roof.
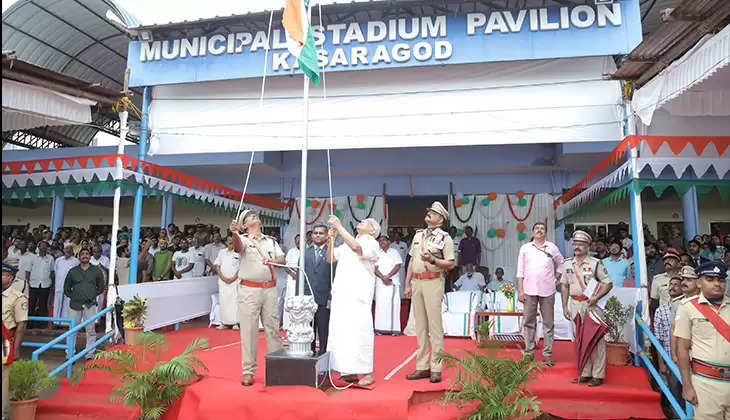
[613,0,730,86]
[2,0,140,147]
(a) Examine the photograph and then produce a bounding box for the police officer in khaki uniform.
[3,263,28,419]
[560,230,613,387]
[673,261,729,419]
[404,202,455,384]
[650,248,682,314]
[229,210,285,386]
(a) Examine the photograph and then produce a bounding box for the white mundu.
[214,248,240,325]
[374,247,402,333]
[327,235,379,375]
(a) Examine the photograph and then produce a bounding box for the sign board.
[128,0,641,87]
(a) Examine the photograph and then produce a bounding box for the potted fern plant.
[122,295,148,346]
[437,346,543,420]
[72,332,209,420]
[8,359,57,420]
[603,296,633,366]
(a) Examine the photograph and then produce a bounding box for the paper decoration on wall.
[0,153,283,211]
[481,198,490,206]
[518,198,527,206]
[518,232,528,241]
[507,194,535,222]
[356,194,365,202]
[311,199,320,208]
[455,199,462,208]
[517,223,526,233]
[462,197,470,204]
[496,229,505,238]
[516,190,525,199]
[487,228,497,238]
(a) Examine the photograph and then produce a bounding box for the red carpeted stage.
[38,328,664,420]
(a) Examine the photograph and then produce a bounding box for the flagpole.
[297,75,310,297]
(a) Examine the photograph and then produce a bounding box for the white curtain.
[148,56,622,154]
[282,195,387,251]
[448,193,555,282]
[2,79,95,131]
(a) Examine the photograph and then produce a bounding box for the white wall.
[4,189,727,237]
[568,189,729,237]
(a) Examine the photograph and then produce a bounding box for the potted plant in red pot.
[604,296,633,366]
[8,359,57,420]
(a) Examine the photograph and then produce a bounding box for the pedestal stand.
[265,295,330,388]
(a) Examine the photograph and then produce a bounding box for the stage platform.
[37,327,664,420]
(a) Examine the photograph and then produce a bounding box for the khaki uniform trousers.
[692,374,730,419]
[238,285,281,375]
[568,299,606,379]
[2,364,8,420]
[412,277,445,372]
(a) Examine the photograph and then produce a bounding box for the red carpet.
[39,328,664,420]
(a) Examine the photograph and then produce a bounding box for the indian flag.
[283,0,320,85]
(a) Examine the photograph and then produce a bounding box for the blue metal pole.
[50,194,65,237]
[681,186,700,241]
[129,86,151,284]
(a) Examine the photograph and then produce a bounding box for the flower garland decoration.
[346,195,377,222]
[294,199,329,225]
[516,222,528,241]
[452,194,477,224]
[506,192,536,222]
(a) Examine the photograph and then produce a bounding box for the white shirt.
[214,248,239,279]
[375,247,403,286]
[148,246,160,257]
[455,272,486,291]
[173,249,195,278]
[18,252,34,281]
[28,253,54,288]
[285,247,301,278]
[4,245,22,267]
[391,241,408,262]
[54,256,79,293]
[90,255,110,269]
[190,246,206,277]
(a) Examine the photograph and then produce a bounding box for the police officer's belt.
[570,295,589,301]
[240,279,276,289]
[413,272,441,280]
[692,359,730,381]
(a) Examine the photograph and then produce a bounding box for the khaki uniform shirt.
[409,228,455,276]
[236,233,284,283]
[673,294,730,366]
[560,255,611,295]
[651,272,675,306]
[2,285,28,331]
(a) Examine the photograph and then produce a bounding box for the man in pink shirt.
[516,222,564,365]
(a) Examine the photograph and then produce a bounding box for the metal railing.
[634,301,694,419]
[22,316,76,377]
[31,306,115,378]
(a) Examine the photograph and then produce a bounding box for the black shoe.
[587,378,603,387]
[543,359,555,367]
[406,370,431,380]
[429,372,442,383]
[571,376,592,384]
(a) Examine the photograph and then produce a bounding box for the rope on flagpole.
[259,10,275,108]
[236,152,256,218]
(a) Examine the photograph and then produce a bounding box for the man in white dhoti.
[52,245,78,326]
[214,236,239,330]
[390,231,409,298]
[375,235,402,335]
[326,215,380,387]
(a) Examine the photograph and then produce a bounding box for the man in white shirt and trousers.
[375,235,403,335]
[52,244,78,326]
[454,264,486,291]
